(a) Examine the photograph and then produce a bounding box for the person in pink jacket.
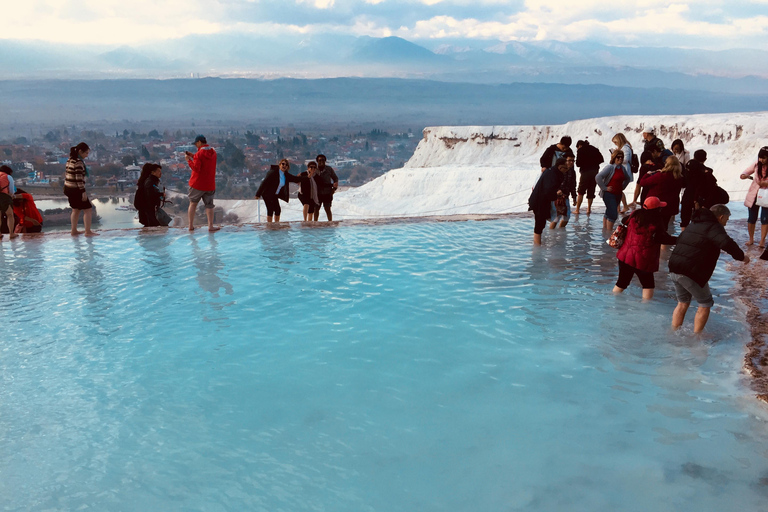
[739,146,768,247]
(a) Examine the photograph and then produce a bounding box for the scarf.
[309,174,319,205]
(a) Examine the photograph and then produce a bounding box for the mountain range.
[3,35,768,94]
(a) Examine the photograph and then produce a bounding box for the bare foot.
[71,230,82,236]
[208,226,221,232]
[586,208,591,215]
[9,233,18,239]
[746,240,754,246]
[574,209,580,215]
[188,226,195,232]
[84,231,99,237]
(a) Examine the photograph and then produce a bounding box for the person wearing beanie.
[739,146,768,247]
[613,196,677,300]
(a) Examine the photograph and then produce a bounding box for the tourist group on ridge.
[529,128,768,333]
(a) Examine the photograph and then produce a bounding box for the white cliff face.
[227,112,768,223]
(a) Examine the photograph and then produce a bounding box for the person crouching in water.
[255,159,302,223]
[298,161,321,221]
[528,157,569,245]
[596,149,632,231]
[135,163,165,227]
[613,196,677,300]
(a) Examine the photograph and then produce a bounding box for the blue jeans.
[602,192,621,222]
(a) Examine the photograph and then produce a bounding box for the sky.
[4,0,768,50]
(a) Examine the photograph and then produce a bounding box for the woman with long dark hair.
[298,161,322,221]
[740,146,768,247]
[64,142,97,236]
[134,163,165,227]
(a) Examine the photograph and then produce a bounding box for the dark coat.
[135,175,164,227]
[539,144,575,169]
[668,208,745,287]
[297,172,322,206]
[638,170,683,217]
[528,166,565,216]
[616,210,677,272]
[256,166,301,203]
[576,143,604,172]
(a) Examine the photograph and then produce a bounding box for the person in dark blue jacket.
[669,204,749,333]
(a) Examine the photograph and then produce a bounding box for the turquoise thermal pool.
[2,217,768,511]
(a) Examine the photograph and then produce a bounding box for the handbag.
[555,195,567,216]
[606,223,627,249]
[156,207,172,227]
[756,188,768,208]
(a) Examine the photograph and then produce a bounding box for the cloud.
[1,0,766,50]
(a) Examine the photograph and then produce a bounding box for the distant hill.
[2,78,768,130]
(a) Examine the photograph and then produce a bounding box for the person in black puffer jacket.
[668,204,749,333]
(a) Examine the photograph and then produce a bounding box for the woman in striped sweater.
[64,142,98,236]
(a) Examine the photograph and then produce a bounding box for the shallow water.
[2,215,767,511]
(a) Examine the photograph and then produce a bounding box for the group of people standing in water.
[529,129,768,333]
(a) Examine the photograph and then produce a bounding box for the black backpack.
[630,153,640,174]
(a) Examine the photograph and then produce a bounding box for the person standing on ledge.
[668,204,749,333]
[185,135,219,232]
[64,142,98,237]
[315,154,338,221]
[254,159,302,223]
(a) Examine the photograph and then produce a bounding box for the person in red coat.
[637,155,684,231]
[184,134,219,232]
[613,196,678,300]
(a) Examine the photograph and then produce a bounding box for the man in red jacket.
[185,135,220,232]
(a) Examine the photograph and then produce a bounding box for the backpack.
[0,172,9,195]
[630,153,640,174]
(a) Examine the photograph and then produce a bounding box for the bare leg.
[631,183,641,206]
[302,204,309,221]
[549,221,557,229]
[70,208,82,235]
[620,193,628,213]
[266,215,273,223]
[313,210,320,222]
[206,208,219,231]
[747,223,756,245]
[612,286,624,294]
[575,194,583,214]
[606,220,615,231]
[672,302,690,330]
[559,220,568,228]
[324,205,333,221]
[759,224,768,247]
[4,206,16,238]
[642,288,654,301]
[188,201,198,231]
[274,215,280,222]
[83,209,98,236]
[693,307,711,333]
[586,198,593,214]
[533,233,542,246]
